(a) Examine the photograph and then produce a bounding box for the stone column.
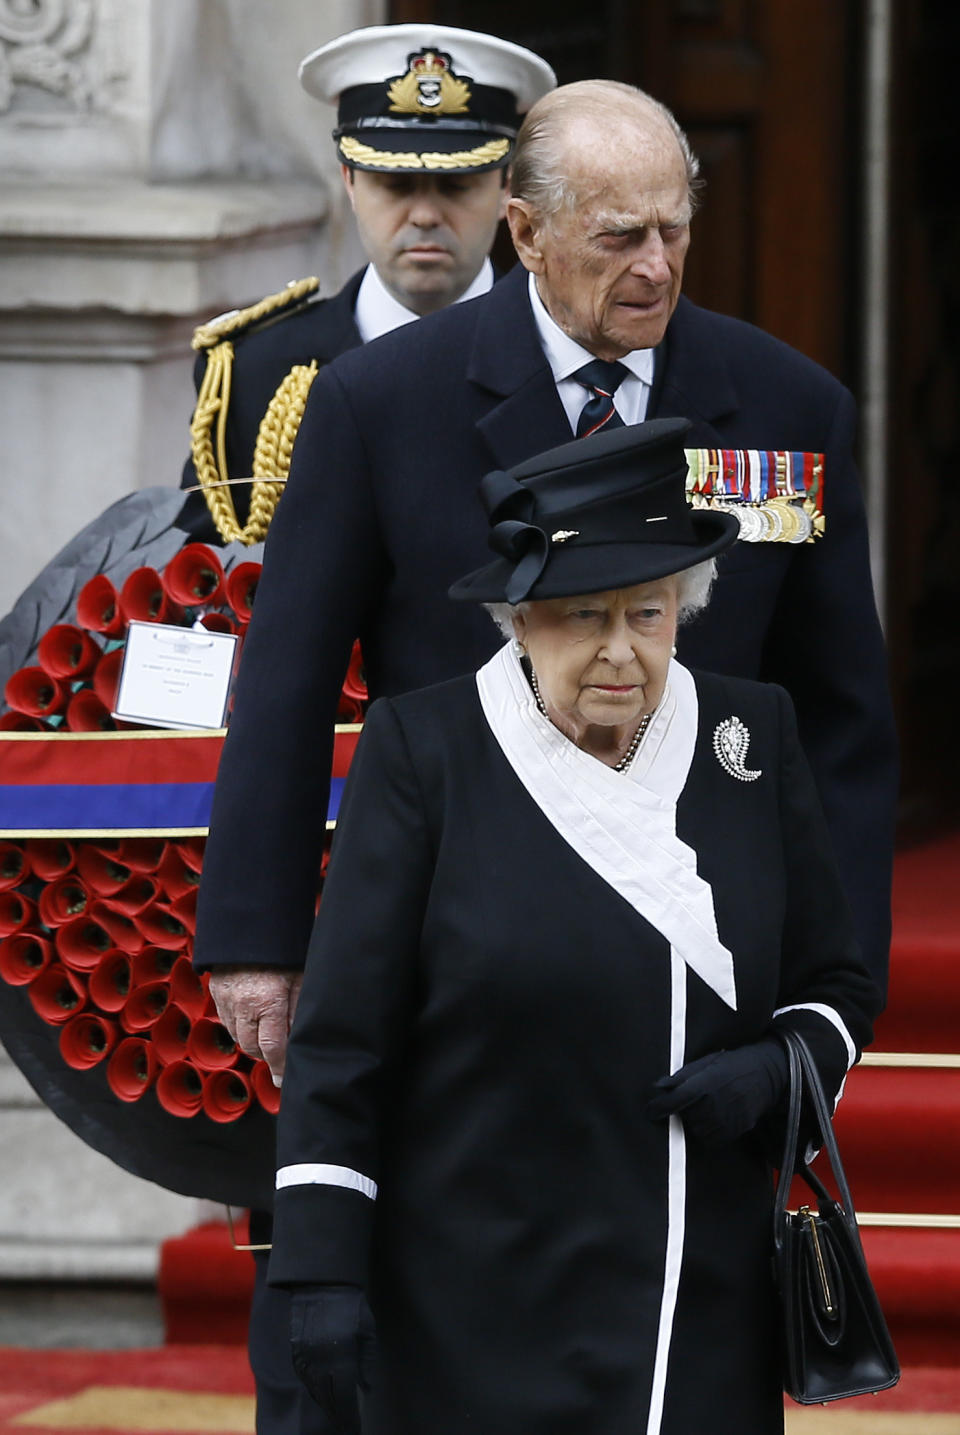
[0,0,381,1287]
[0,0,379,613]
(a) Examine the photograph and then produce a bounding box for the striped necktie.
[573,359,630,438]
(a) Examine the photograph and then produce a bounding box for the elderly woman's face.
[513,578,679,744]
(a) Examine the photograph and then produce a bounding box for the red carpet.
[828,830,960,1369]
[873,830,960,1053]
[0,1346,958,1432]
[0,1345,254,1433]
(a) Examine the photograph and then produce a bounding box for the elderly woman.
[268,419,879,1435]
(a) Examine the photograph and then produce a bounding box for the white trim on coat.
[475,642,737,1009]
[275,1163,378,1200]
[773,1002,857,1069]
[646,950,689,1435]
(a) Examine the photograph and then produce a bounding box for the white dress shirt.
[353,258,495,344]
[527,272,655,433]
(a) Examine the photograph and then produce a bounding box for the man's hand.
[207,967,303,1086]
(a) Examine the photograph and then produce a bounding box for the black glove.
[647,1036,789,1147]
[290,1284,377,1431]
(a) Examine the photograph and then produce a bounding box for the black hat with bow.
[449,419,739,604]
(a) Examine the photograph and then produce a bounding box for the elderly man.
[197,81,896,1084]
[178,22,555,546]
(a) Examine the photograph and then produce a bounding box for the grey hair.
[510,79,702,224]
[483,558,717,640]
[675,556,717,620]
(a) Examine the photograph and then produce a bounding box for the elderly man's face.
[508,119,691,359]
[512,579,679,760]
[342,167,506,316]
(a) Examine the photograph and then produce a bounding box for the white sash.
[476,642,737,1010]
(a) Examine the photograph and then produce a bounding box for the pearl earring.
[671,645,677,657]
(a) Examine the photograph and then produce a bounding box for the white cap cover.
[299,24,556,173]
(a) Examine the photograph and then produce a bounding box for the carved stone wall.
[0,0,145,176]
[0,0,384,181]
[0,0,111,116]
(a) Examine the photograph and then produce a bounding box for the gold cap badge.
[387,49,471,116]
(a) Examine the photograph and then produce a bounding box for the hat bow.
[479,469,550,603]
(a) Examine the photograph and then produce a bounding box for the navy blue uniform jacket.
[193,263,897,989]
[177,271,364,543]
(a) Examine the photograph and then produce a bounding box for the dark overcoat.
[194,263,897,990]
[269,668,878,1435]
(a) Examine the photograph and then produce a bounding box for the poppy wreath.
[0,542,367,1120]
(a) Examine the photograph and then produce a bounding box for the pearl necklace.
[528,666,652,773]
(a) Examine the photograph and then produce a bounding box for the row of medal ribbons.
[685,448,825,544]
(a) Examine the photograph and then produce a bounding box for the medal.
[736,506,764,543]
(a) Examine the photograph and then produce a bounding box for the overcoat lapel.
[650,297,740,436]
[468,283,745,466]
[467,265,571,469]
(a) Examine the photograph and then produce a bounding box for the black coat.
[194,263,897,989]
[177,271,364,543]
[269,669,878,1435]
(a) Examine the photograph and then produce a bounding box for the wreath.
[0,538,366,1137]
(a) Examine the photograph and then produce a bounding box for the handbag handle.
[773,1029,862,1257]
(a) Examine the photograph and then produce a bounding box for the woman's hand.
[290,1284,377,1430]
[647,1036,788,1147]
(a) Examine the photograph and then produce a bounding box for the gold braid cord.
[248,361,320,539]
[188,277,322,545]
[188,357,319,546]
[189,339,246,544]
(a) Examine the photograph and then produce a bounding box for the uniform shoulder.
[191,277,323,351]
[190,271,365,366]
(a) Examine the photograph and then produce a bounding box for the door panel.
[393,0,855,379]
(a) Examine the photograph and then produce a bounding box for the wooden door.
[391,0,859,382]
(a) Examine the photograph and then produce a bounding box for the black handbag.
[773,1029,900,1404]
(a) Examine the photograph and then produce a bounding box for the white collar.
[475,641,737,1009]
[527,271,656,386]
[353,258,495,344]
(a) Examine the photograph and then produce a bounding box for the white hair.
[484,558,717,640]
[510,79,703,224]
[675,556,717,619]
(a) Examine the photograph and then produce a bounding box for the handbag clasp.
[799,1205,835,1317]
